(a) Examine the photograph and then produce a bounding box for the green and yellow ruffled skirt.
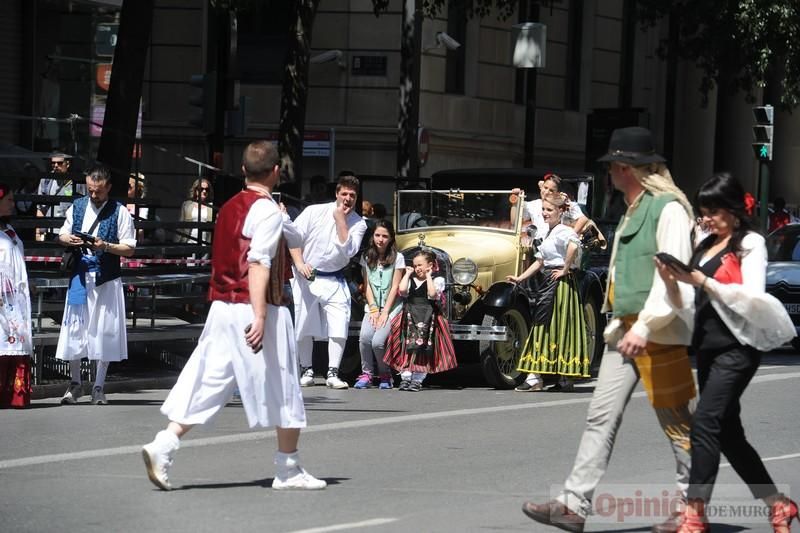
[517,273,590,377]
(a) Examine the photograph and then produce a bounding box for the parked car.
[765,223,800,350]
[372,170,609,389]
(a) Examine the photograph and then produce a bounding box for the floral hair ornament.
[743,192,756,217]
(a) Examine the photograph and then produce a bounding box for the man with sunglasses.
[38,152,87,239]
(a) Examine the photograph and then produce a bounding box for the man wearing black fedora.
[522,127,698,533]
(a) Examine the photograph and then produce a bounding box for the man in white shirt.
[141,140,325,491]
[55,165,136,405]
[522,127,697,533]
[290,173,367,389]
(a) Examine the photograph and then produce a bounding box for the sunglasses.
[51,160,67,166]
[197,187,210,192]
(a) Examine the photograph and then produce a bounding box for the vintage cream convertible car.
[383,169,608,389]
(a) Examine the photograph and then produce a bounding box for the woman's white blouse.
[703,232,794,351]
[534,224,581,268]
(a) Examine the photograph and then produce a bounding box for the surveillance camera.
[436,32,461,51]
[310,49,343,64]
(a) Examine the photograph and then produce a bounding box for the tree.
[278,0,320,182]
[97,0,154,198]
[636,0,800,109]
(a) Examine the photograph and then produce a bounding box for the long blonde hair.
[630,163,694,219]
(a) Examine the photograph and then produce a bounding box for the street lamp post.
[512,21,546,168]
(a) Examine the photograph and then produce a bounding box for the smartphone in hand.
[74,231,96,244]
[244,324,262,353]
[655,252,692,273]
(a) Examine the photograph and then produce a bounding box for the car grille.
[767,281,800,326]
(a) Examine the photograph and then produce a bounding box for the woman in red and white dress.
[0,183,33,408]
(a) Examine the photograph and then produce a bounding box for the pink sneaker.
[353,372,372,389]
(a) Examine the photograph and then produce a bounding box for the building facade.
[1,0,798,216]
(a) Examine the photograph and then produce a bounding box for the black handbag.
[59,201,114,274]
[59,247,81,273]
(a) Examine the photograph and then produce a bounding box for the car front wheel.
[479,304,531,389]
[584,294,606,375]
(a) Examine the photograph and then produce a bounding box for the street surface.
[2,350,798,532]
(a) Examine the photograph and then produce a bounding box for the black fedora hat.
[597,126,666,165]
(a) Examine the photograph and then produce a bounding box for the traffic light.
[752,105,774,161]
[188,71,218,134]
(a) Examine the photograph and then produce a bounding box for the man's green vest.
[611,192,677,317]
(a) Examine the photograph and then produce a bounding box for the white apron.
[55,274,128,362]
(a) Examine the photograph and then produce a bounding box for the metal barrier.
[29,272,210,384]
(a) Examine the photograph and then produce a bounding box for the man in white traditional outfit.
[56,165,135,405]
[141,140,325,491]
[290,173,367,389]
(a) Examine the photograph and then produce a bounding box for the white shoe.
[325,375,349,389]
[142,431,178,491]
[272,467,327,490]
[299,367,315,387]
[60,382,82,405]
[91,387,108,405]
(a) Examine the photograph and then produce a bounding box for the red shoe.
[771,497,799,533]
[674,507,709,533]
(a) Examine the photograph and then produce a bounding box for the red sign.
[96,63,112,92]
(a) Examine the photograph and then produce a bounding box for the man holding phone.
[55,165,135,406]
[142,140,325,491]
[522,127,697,533]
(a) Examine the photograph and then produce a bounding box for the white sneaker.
[91,386,108,405]
[60,382,82,405]
[142,431,179,491]
[272,467,327,490]
[299,367,315,387]
[325,375,349,389]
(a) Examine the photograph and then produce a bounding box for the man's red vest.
[207,189,286,304]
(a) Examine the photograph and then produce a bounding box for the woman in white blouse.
[656,173,796,533]
[507,193,590,392]
[176,178,214,245]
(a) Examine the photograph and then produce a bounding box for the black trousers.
[687,344,778,502]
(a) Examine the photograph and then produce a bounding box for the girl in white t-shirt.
[355,220,405,389]
[512,173,589,239]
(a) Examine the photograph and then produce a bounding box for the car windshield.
[767,225,800,261]
[396,190,516,232]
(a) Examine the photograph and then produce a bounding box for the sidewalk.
[31,354,182,400]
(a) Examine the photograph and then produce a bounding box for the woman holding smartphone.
[656,173,796,532]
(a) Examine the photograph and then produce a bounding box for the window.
[445,6,466,95]
[237,1,292,85]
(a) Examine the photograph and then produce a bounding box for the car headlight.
[452,257,477,285]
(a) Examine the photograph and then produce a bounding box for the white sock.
[411,372,427,382]
[298,337,313,368]
[400,370,412,381]
[274,451,301,478]
[526,373,541,384]
[69,359,82,384]
[94,361,110,390]
[328,337,345,369]
[155,429,180,451]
